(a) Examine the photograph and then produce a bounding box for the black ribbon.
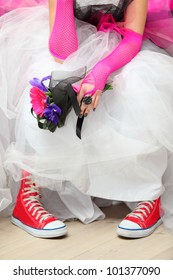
[76,115,85,139]
[66,84,81,116]
[49,75,86,139]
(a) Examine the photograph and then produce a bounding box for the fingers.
[93,90,102,110]
[80,102,93,117]
[80,90,102,117]
[77,83,94,103]
[76,82,102,117]
[77,86,86,103]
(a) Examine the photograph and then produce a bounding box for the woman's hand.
[77,82,102,117]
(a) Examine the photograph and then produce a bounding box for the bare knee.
[53,57,64,64]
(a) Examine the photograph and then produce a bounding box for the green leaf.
[37,120,45,129]
[31,108,37,119]
[57,120,64,128]
[104,84,113,91]
[47,121,57,133]
[45,91,52,97]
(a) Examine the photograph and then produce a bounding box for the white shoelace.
[127,201,155,221]
[23,180,53,223]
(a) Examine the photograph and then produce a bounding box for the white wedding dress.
[0,1,173,228]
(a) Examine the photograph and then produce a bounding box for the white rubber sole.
[117,218,162,238]
[11,216,67,238]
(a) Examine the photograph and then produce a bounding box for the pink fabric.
[0,0,47,16]
[49,0,78,60]
[145,0,173,55]
[81,28,142,95]
[170,0,173,9]
[148,0,173,11]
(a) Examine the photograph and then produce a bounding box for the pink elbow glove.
[49,0,78,60]
[82,28,143,96]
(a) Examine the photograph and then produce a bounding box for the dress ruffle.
[0,0,47,16]
[0,112,12,212]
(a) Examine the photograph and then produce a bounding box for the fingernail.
[79,114,83,118]
[93,108,96,112]
[84,113,88,117]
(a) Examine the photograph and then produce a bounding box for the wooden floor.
[0,203,173,260]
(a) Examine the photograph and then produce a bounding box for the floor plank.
[0,204,172,260]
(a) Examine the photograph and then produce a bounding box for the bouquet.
[29,72,113,138]
[29,75,81,133]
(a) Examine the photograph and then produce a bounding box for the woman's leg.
[48,0,78,63]
[11,1,79,238]
[116,145,167,239]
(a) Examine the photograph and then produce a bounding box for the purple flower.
[43,103,62,125]
[29,76,51,92]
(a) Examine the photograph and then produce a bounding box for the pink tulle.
[145,0,173,55]
[0,0,47,16]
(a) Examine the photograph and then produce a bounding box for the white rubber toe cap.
[118,220,141,230]
[117,219,162,238]
[11,216,67,238]
[44,220,66,230]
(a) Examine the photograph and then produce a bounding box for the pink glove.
[81,28,143,96]
[49,0,78,60]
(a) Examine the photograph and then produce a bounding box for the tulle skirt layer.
[0,111,11,212]
[1,5,173,226]
[0,144,11,212]
[0,0,47,16]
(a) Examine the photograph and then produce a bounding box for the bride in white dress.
[0,0,173,238]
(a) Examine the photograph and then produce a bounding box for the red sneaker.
[11,172,67,238]
[117,198,162,238]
